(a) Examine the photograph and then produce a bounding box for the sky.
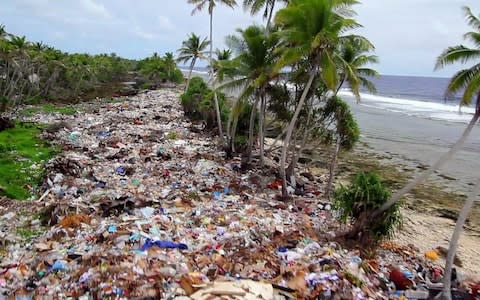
[1,0,480,77]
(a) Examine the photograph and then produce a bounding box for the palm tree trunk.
[185,58,196,91]
[287,105,313,184]
[246,97,260,164]
[335,74,346,96]
[231,116,239,153]
[326,134,342,200]
[209,12,224,141]
[280,71,315,197]
[266,0,276,29]
[259,92,266,166]
[441,178,480,300]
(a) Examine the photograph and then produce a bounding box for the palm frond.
[463,31,480,48]
[320,51,338,91]
[435,45,480,70]
[356,67,379,77]
[445,63,480,104]
[461,71,480,105]
[359,77,377,94]
[463,6,480,32]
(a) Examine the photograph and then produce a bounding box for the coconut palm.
[188,0,237,140]
[335,35,379,98]
[242,0,289,28]
[163,52,176,79]
[275,0,361,197]
[219,26,280,163]
[213,48,232,76]
[177,33,210,91]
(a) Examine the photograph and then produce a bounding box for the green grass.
[16,227,44,240]
[0,123,59,199]
[167,131,178,140]
[21,104,77,116]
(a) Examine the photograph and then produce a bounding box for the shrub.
[171,69,185,84]
[334,172,402,242]
[322,96,360,150]
[180,77,230,129]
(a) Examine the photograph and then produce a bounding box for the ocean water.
[340,75,478,124]
[183,67,478,124]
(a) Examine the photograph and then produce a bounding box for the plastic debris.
[0,88,477,299]
[140,239,188,251]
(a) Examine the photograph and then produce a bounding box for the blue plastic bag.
[141,239,188,251]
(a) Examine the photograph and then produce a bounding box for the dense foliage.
[138,52,184,88]
[180,77,230,129]
[0,25,184,111]
[334,172,402,241]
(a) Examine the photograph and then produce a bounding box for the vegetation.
[242,0,289,28]
[177,33,210,91]
[20,103,77,117]
[0,24,185,112]
[188,0,238,140]
[138,52,184,87]
[220,25,281,163]
[0,123,58,199]
[322,96,360,198]
[180,77,230,129]
[433,7,480,299]
[334,172,402,244]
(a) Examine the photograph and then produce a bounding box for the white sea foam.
[338,90,475,124]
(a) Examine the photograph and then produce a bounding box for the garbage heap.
[0,89,479,299]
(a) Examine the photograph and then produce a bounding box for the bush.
[171,69,185,84]
[334,172,402,242]
[322,96,360,150]
[180,77,230,129]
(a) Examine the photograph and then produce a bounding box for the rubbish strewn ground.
[0,89,479,299]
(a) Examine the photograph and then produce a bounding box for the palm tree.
[188,0,237,140]
[372,5,480,219]
[164,52,176,79]
[219,25,280,163]
[213,48,232,76]
[242,0,289,28]
[177,33,210,91]
[335,35,379,98]
[275,0,360,197]
[441,179,480,300]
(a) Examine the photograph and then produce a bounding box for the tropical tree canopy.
[176,33,210,65]
[275,0,361,91]
[335,35,379,99]
[188,0,237,15]
[435,6,480,108]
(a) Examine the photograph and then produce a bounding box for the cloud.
[79,0,112,19]
[2,0,480,76]
[131,26,157,41]
[158,16,174,31]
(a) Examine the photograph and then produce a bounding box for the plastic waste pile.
[0,89,478,299]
